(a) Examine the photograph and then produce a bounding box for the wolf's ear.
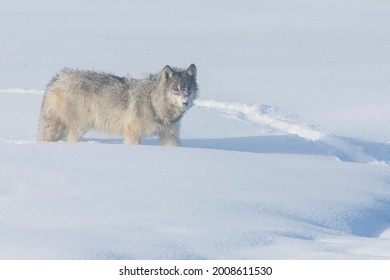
[186,64,197,79]
[162,65,174,83]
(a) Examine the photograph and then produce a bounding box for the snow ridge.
[195,99,387,165]
[0,88,44,95]
[195,99,324,141]
[0,88,387,166]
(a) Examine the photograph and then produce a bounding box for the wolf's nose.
[183,101,189,106]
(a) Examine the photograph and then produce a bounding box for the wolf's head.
[160,64,198,110]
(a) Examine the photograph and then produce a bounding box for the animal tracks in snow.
[195,99,325,141]
[1,88,389,165]
[194,99,390,165]
[0,88,44,95]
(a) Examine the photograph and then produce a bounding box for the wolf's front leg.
[158,123,181,147]
[159,134,181,146]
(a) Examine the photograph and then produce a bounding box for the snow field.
[1,0,390,259]
[1,88,390,259]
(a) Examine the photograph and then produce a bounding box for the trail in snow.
[0,88,387,165]
[195,99,325,141]
[194,99,386,165]
[0,88,44,95]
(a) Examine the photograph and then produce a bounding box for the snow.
[1,0,390,259]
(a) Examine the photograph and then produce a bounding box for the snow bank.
[1,140,390,259]
[1,89,390,259]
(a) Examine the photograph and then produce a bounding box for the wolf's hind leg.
[124,124,141,145]
[65,126,87,143]
[124,134,141,145]
[38,113,64,141]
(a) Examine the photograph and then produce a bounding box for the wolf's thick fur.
[38,64,198,146]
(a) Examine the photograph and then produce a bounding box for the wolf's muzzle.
[182,97,189,106]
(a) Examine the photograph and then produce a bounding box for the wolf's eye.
[173,86,179,91]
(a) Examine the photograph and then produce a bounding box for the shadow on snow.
[82,135,390,163]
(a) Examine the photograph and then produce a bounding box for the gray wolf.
[38,64,198,146]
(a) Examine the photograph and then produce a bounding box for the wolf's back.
[48,69,129,97]
[39,69,133,141]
